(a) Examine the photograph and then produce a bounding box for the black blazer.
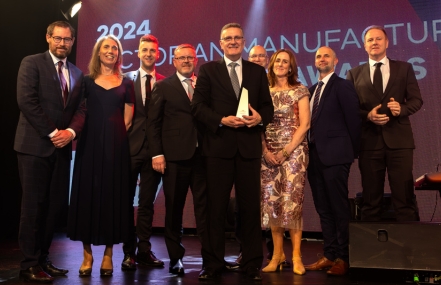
[147,73,202,161]
[191,58,274,159]
[125,70,165,156]
[346,59,423,150]
[14,51,86,157]
[309,73,361,166]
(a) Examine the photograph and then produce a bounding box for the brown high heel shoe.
[262,254,284,272]
[79,258,93,277]
[293,256,305,275]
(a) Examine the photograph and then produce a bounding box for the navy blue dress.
[68,76,135,245]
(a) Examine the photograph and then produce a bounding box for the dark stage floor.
[0,232,430,284]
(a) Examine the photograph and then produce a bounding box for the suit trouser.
[163,151,209,264]
[17,150,70,270]
[205,154,263,274]
[307,144,351,262]
[359,147,418,221]
[124,144,162,255]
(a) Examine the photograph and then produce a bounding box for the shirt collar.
[139,68,156,79]
[224,56,242,67]
[369,56,388,67]
[49,50,67,67]
[318,72,334,85]
[176,71,196,82]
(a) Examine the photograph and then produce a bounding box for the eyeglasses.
[174,56,196,62]
[51,36,73,44]
[249,54,267,59]
[221,36,244,42]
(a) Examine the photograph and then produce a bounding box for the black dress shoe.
[121,254,137,271]
[136,251,164,267]
[246,267,262,281]
[224,261,240,271]
[19,265,54,283]
[169,259,184,275]
[78,267,92,277]
[100,268,113,276]
[40,261,68,276]
[198,269,220,280]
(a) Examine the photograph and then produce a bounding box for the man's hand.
[367,104,389,125]
[221,116,246,128]
[242,104,262,128]
[51,130,73,148]
[152,156,166,174]
[387,98,401,116]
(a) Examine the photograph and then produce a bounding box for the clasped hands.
[51,130,74,148]
[220,104,262,128]
[263,151,288,166]
[367,98,401,125]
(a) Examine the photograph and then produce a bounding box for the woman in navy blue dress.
[68,35,134,276]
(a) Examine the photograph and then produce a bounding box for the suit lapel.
[66,61,78,106]
[132,71,145,115]
[170,74,191,102]
[217,59,238,100]
[362,62,382,100]
[384,58,396,98]
[316,73,336,117]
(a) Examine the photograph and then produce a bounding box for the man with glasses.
[192,23,274,280]
[123,34,165,270]
[15,21,86,282]
[248,45,269,69]
[146,44,208,276]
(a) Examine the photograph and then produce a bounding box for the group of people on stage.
[14,20,422,283]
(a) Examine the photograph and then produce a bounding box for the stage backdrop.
[75,0,441,231]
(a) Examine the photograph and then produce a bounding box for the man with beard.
[304,46,360,276]
[147,43,208,276]
[15,21,86,282]
[123,35,165,270]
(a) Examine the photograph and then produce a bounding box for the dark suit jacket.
[125,70,165,156]
[309,74,361,166]
[14,51,86,158]
[346,59,423,151]
[191,58,273,159]
[147,73,201,161]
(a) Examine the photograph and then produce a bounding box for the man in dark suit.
[191,23,274,280]
[123,34,165,270]
[347,25,423,222]
[146,43,208,276]
[304,46,361,276]
[14,21,86,283]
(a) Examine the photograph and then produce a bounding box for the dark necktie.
[373,62,383,96]
[310,81,324,143]
[184,78,194,101]
[57,61,68,106]
[144,74,153,113]
[228,62,240,98]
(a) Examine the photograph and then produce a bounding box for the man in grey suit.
[122,34,165,270]
[14,21,86,283]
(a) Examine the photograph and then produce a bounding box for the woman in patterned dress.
[261,49,310,275]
